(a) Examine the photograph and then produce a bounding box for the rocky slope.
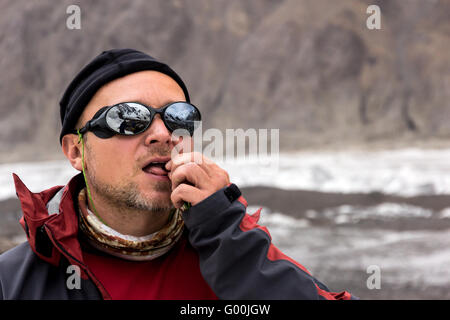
[0,0,449,162]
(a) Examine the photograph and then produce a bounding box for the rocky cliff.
[0,0,449,162]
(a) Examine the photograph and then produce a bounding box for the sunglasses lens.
[105,103,151,135]
[164,102,201,135]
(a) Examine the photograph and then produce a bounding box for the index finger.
[166,152,213,173]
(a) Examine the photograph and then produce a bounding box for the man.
[0,49,355,300]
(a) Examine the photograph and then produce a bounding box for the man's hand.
[166,152,230,209]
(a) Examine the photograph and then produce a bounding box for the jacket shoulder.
[0,242,32,272]
[0,242,34,299]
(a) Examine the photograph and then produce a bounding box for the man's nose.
[143,114,173,146]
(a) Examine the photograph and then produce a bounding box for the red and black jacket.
[0,173,355,300]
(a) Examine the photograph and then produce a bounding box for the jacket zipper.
[44,224,112,300]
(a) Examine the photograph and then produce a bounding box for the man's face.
[77,70,187,212]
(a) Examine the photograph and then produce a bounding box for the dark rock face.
[0,0,449,162]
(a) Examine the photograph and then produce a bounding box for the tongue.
[144,165,168,176]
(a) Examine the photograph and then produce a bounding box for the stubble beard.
[84,145,174,214]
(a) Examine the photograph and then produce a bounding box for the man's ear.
[62,134,83,171]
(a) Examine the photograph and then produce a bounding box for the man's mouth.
[142,158,171,177]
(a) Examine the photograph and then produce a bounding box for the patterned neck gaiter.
[77,188,184,261]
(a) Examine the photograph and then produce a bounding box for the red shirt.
[82,235,217,300]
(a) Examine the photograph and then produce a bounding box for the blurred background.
[0,0,449,299]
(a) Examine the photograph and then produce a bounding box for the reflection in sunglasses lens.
[106,103,151,135]
[103,102,200,136]
[165,102,200,135]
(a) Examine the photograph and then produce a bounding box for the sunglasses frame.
[72,101,201,139]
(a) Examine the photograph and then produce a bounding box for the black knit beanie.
[59,48,190,143]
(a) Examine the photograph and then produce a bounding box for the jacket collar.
[13,173,85,267]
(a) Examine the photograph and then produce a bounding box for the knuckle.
[185,162,199,170]
[174,162,198,177]
[170,190,179,202]
[171,185,186,200]
[172,163,187,174]
[176,164,192,177]
[173,153,188,165]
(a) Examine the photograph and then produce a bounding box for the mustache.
[137,145,173,162]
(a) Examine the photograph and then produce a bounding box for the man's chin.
[143,181,172,194]
[139,187,173,209]
[140,173,172,192]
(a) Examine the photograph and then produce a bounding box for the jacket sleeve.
[182,184,356,300]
